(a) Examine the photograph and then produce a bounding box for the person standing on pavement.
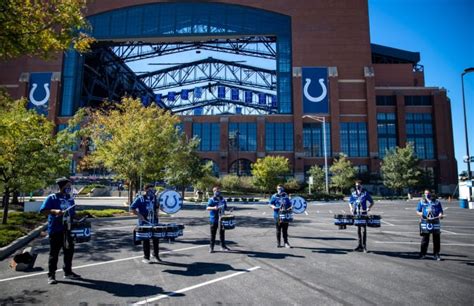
[40,177,81,284]
[416,189,444,261]
[348,180,374,253]
[130,184,161,264]
[269,184,293,248]
[207,186,230,253]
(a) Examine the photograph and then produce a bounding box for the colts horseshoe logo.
[29,83,50,106]
[291,196,307,214]
[303,78,327,103]
[159,190,182,214]
[83,227,91,237]
[426,222,433,231]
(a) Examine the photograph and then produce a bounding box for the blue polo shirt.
[39,193,76,234]
[349,189,373,215]
[417,199,443,218]
[130,195,159,226]
[269,192,292,221]
[207,196,227,224]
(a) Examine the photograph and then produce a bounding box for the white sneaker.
[142,258,151,264]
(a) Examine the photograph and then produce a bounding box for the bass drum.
[159,190,183,214]
[290,196,307,214]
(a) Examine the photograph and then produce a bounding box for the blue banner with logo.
[167,91,175,101]
[181,89,189,100]
[218,86,226,99]
[28,72,52,116]
[231,88,239,101]
[258,93,266,105]
[245,91,252,104]
[194,87,202,99]
[302,67,329,114]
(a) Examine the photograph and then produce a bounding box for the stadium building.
[0,0,457,193]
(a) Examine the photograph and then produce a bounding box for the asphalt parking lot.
[0,200,473,305]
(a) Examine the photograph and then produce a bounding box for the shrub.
[221,175,241,193]
[284,178,303,193]
[0,226,28,247]
[76,209,128,218]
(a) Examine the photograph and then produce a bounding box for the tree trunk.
[181,186,185,201]
[2,188,10,225]
[128,181,134,205]
[12,190,19,205]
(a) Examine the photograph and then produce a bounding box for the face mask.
[425,194,431,200]
[356,185,362,191]
[147,190,155,197]
[64,187,72,195]
[277,188,284,194]
[214,191,221,197]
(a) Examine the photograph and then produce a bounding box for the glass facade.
[303,123,331,157]
[229,123,257,151]
[340,122,368,157]
[67,3,293,114]
[376,95,396,106]
[229,159,252,176]
[60,51,84,116]
[265,123,293,151]
[406,113,435,159]
[405,96,432,106]
[192,123,220,151]
[377,113,397,158]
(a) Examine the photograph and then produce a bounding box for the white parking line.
[381,220,395,226]
[441,229,457,235]
[304,211,309,216]
[133,266,261,305]
[374,241,474,247]
[0,245,207,283]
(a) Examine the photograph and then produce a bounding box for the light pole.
[303,115,329,193]
[461,67,474,202]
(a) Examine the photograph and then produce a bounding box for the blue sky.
[368,0,474,175]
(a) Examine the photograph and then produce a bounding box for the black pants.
[210,222,225,249]
[357,225,367,248]
[420,233,440,256]
[276,221,289,245]
[143,238,159,259]
[48,231,74,277]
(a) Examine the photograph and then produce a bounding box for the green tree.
[220,175,241,194]
[381,144,421,195]
[251,156,289,193]
[0,97,72,224]
[194,161,219,196]
[330,154,356,193]
[0,0,94,59]
[163,134,203,199]
[77,97,179,204]
[306,165,325,193]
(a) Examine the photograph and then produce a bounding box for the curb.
[0,223,47,261]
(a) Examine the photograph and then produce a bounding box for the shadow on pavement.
[0,289,47,304]
[292,236,356,241]
[235,249,305,259]
[293,246,352,255]
[61,277,179,298]
[162,261,245,277]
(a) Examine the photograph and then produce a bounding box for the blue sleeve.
[269,195,276,205]
[130,196,140,210]
[349,194,356,204]
[39,196,53,213]
[207,198,214,208]
[285,197,291,207]
[366,193,373,204]
[416,201,422,212]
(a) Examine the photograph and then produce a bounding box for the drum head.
[159,190,183,214]
[291,196,307,214]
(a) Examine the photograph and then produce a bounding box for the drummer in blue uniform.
[130,184,161,264]
[348,180,374,253]
[416,189,444,261]
[40,177,81,284]
[269,184,293,248]
[207,186,230,253]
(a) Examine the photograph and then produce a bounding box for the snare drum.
[367,215,382,228]
[353,215,368,226]
[334,214,354,229]
[165,223,185,238]
[70,220,92,243]
[278,209,293,223]
[419,219,440,234]
[133,226,153,243]
[153,224,167,239]
[221,215,235,230]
